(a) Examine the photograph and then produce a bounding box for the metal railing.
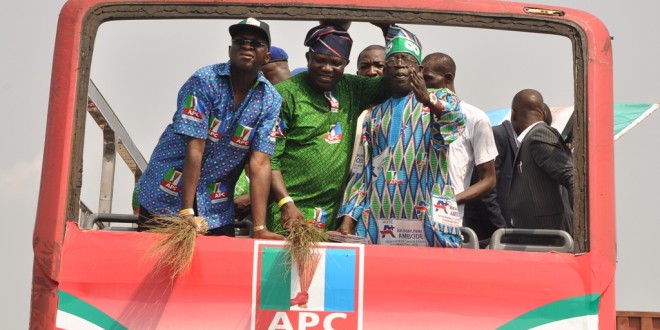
[80,80,147,229]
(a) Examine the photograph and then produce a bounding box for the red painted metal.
[58,223,600,328]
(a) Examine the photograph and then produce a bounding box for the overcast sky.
[2,0,659,327]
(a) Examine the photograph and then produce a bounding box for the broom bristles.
[144,215,208,279]
[285,220,327,290]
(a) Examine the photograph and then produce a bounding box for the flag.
[259,247,356,312]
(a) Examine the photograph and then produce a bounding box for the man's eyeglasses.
[232,38,268,49]
[385,56,417,67]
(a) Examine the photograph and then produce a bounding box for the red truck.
[32,0,630,328]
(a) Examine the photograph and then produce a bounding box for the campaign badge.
[324,122,343,144]
[375,219,427,247]
[431,194,461,227]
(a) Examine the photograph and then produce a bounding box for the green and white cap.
[385,26,422,64]
[229,17,271,47]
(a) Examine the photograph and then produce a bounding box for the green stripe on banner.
[497,293,601,330]
[260,247,292,310]
[58,290,128,330]
[613,102,654,136]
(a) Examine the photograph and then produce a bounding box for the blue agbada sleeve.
[430,88,465,150]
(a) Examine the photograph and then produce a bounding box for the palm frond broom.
[144,215,208,279]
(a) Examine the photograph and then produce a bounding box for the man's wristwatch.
[428,92,438,106]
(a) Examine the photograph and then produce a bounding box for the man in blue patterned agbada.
[338,27,465,247]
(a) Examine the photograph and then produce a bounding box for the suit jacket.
[464,120,517,244]
[509,122,573,231]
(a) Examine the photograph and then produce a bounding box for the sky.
[2,0,659,327]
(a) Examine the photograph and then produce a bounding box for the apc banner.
[252,242,364,330]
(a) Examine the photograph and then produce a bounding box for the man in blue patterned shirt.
[135,18,283,239]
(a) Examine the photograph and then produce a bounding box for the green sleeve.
[234,170,250,196]
[354,75,391,110]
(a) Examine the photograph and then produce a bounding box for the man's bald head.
[511,89,545,135]
[421,52,456,91]
[543,103,552,126]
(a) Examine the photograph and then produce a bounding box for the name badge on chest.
[375,219,427,247]
[431,195,461,227]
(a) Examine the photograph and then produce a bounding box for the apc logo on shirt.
[208,182,228,204]
[208,115,222,142]
[324,122,343,144]
[311,208,327,229]
[271,117,287,142]
[231,124,254,149]
[416,152,427,166]
[159,168,182,196]
[386,171,403,185]
[414,201,429,216]
[351,182,367,198]
[252,242,364,330]
[182,95,203,123]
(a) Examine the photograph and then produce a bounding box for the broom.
[144,215,208,279]
[285,220,327,308]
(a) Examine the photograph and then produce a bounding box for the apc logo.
[434,199,449,214]
[252,242,364,330]
[231,124,254,149]
[182,94,203,123]
[159,168,182,196]
[380,225,396,238]
[208,115,222,142]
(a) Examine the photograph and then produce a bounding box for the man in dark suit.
[509,89,573,233]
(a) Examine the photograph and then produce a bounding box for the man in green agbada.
[268,24,390,232]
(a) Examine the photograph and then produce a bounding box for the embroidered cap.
[304,25,353,60]
[385,26,422,64]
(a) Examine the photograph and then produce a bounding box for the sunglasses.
[232,38,268,49]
